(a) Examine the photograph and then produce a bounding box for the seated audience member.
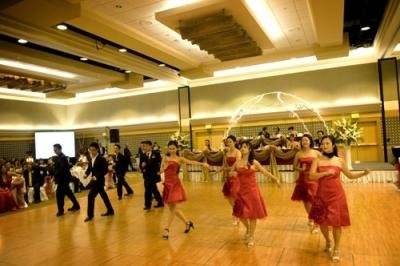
[272,127,282,138]
[23,163,47,203]
[0,164,17,213]
[314,130,324,148]
[287,126,298,137]
[287,134,300,149]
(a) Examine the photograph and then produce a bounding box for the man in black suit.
[53,144,80,217]
[123,144,134,171]
[23,162,43,204]
[140,140,163,211]
[114,144,134,200]
[84,142,114,222]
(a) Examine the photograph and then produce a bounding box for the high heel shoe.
[247,236,255,247]
[184,221,194,233]
[162,228,169,239]
[331,249,340,262]
[324,240,333,253]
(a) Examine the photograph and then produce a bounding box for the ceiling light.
[125,70,132,73]
[56,24,68,31]
[18,39,28,44]
[361,26,370,31]
[0,87,45,98]
[158,63,166,67]
[80,57,88,61]
[243,0,288,47]
[76,87,124,99]
[0,59,77,79]
[214,56,317,77]
[118,48,127,53]
[394,43,400,52]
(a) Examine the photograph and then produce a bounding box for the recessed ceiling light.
[80,57,88,61]
[56,24,68,31]
[361,26,370,31]
[158,63,166,67]
[125,70,132,73]
[115,4,122,8]
[118,48,127,53]
[18,39,28,44]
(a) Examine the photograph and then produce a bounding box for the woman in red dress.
[161,140,209,239]
[291,134,320,233]
[0,164,17,213]
[232,140,280,247]
[222,135,241,225]
[309,135,369,262]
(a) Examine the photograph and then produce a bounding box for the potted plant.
[330,118,363,170]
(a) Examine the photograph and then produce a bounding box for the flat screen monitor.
[34,131,75,159]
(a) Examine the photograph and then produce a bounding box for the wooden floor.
[1,173,400,266]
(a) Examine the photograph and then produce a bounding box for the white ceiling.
[83,0,316,62]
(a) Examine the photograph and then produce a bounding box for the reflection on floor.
[0,173,399,265]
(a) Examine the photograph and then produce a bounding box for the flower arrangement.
[330,118,362,146]
[170,131,191,150]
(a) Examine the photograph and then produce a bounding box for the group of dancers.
[219,134,369,262]
[54,133,369,263]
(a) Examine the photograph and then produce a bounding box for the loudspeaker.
[109,129,120,143]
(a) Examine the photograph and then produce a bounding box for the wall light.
[80,57,88,61]
[0,59,77,79]
[118,48,127,53]
[361,26,370,31]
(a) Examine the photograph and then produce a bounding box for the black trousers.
[24,184,41,203]
[116,173,133,199]
[144,178,163,208]
[56,183,80,213]
[127,158,134,171]
[87,184,114,218]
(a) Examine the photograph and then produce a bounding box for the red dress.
[163,161,187,204]
[222,156,240,198]
[0,175,17,213]
[233,166,267,219]
[309,165,350,226]
[291,157,318,203]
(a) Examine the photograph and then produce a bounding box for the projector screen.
[35,131,76,159]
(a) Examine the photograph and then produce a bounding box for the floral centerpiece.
[330,118,363,169]
[170,131,191,150]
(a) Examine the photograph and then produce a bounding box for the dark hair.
[89,142,100,150]
[289,133,295,138]
[276,127,280,131]
[262,127,267,131]
[53,143,62,150]
[226,135,237,142]
[300,134,313,148]
[167,140,178,148]
[321,135,338,157]
[317,130,324,134]
[238,140,255,166]
[114,144,121,149]
[288,126,294,130]
[143,140,152,146]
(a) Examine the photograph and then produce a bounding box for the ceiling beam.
[0,15,185,84]
[0,40,123,84]
[307,0,344,47]
[374,0,400,58]
[68,9,198,71]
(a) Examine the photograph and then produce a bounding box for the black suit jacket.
[23,166,43,188]
[53,153,71,185]
[139,150,161,182]
[85,155,108,187]
[114,153,128,177]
